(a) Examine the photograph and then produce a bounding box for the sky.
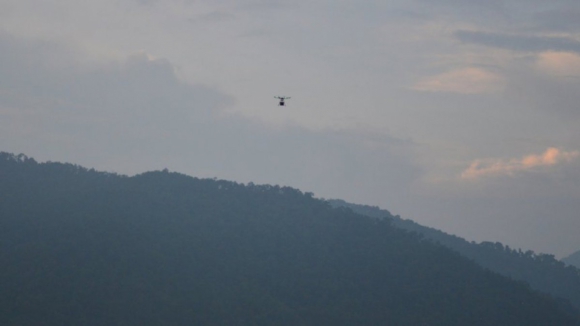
[1,0,580,257]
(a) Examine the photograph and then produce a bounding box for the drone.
[275,96,291,106]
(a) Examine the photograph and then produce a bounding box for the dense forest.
[1,152,579,325]
[564,251,580,269]
[328,199,580,312]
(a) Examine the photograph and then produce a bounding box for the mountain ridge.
[328,199,580,311]
[1,152,579,325]
[564,251,580,269]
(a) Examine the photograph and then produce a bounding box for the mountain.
[1,152,579,325]
[328,199,580,312]
[564,251,580,269]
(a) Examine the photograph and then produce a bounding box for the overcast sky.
[1,0,580,257]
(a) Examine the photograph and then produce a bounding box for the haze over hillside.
[329,199,580,311]
[3,0,580,260]
[564,251,580,269]
[1,152,579,325]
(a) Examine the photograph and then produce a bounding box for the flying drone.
[275,96,291,106]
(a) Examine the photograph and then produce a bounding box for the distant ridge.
[328,199,580,312]
[564,251,580,269]
[1,152,579,325]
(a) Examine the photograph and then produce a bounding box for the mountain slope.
[564,251,580,269]
[1,152,579,325]
[328,199,580,311]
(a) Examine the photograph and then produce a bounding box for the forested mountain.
[1,152,579,325]
[564,251,580,269]
[328,199,580,312]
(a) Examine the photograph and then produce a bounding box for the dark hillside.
[328,199,580,311]
[564,251,580,269]
[1,152,579,325]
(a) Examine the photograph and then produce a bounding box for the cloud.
[535,51,580,77]
[454,30,580,53]
[461,147,580,180]
[501,52,580,119]
[413,67,504,94]
[0,30,421,209]
[0,32,234,159]
[532,9,580,32]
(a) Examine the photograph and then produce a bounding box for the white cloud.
[413,67,505,94]
[461,147,580,180]
[536,51,580,77]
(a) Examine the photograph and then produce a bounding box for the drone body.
[275,96,291,106]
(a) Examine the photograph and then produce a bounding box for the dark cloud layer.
[532,9,580,32]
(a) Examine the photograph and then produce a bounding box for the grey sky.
[1,0,580,257]
[454,30,580,53]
